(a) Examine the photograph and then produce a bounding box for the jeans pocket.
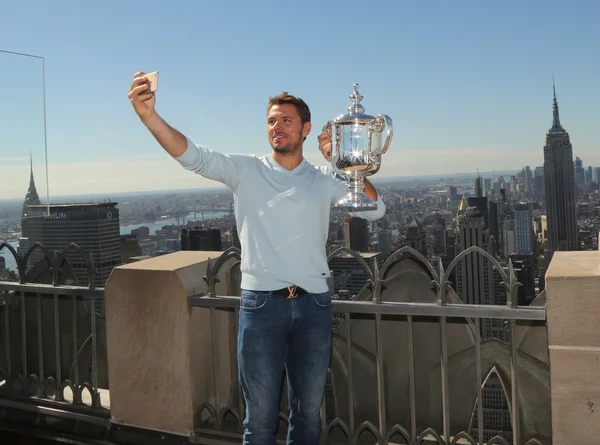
[313,291,332,308]
[240,290,268,310]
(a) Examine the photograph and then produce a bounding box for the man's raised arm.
[128,71,188,157]
[128,71,248,190]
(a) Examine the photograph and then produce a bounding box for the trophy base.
[334,192,377,211]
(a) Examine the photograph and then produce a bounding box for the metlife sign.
[36,208,118,222]
[42,212,68,220]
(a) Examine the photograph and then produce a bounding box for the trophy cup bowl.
[324,83,393,211]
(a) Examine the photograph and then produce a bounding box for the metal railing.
[0,241,551,445]
[0,242,109,429]
[190,246,550,445]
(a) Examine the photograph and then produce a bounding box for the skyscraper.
[406,217,427,257]
[488,200,500,257]
[574,156,585,196]
[514,203,534,254]
[503,218,516,257]
[343,216,369,252]
[467,197,489,229]
[23,203,121,287]
[483,178,492,197]
[533,166,545,197]
[524,166,533,193]
[433,216,447,255]
[474,176,483,198]
[447,186,458,200]
[509,253,537,306]
[455,207,492,306]
[181,228,222,251]
[376,230,393,255]
[329,252,384,296]
[586,166,593,185]
[543,83,578,264]
[20,155,42,258]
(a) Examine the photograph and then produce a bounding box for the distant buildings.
[19,157,121,287]
[377,230,393,255]
[329,252,384,296]
[181,228,222,251]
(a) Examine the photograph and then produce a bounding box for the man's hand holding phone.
[128,71,158,121]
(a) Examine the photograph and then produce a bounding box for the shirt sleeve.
[174,138,251,190]
[331,170,387,221]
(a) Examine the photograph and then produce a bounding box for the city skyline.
[1,0,600,199]
[0,166,525,204]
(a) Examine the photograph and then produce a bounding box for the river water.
[0,241,19,273]
[119,211,230,235]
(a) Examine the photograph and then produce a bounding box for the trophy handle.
[321,121,334,162]
[371,114,393,156]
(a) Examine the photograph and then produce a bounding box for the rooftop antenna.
[42,56,49,215]
[0,49,50,215]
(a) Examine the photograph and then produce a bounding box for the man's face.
[267,104,311,155]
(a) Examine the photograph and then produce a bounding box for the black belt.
[271,285,308,298]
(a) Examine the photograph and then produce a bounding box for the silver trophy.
[324,83,393,210]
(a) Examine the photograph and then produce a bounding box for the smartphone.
[145,71,159,92]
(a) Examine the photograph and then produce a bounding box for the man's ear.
[302,122,312,139]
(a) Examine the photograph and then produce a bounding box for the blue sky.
[1,0,599,199]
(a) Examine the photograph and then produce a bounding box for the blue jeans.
[238,289,333,445]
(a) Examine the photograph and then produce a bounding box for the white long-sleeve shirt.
[175,138,386,293]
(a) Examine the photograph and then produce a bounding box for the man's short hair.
[267,92,311,124]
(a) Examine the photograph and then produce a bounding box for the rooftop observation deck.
[1,242,598,445]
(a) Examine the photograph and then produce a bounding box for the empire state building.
[543,83,578,265]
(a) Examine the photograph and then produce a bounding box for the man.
[128,72,386,445]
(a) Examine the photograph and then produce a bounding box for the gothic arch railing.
[328,246,376,283]
[197,245,522,309]
[0,242,108,419]
[56,242,97,289]
[203,246,241,297]
[327,245,522,308]
[21,242,54,282]
[0,242,22,279]
[2,241,98,286]
[190,245,546,445]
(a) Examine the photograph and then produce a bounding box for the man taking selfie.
[128,72,386,445]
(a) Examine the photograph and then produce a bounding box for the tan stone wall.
[104,251,237,436]
[546,251,600,445]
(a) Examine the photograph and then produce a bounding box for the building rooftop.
[1,245,598,445]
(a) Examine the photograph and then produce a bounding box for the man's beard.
[271,140,302,155]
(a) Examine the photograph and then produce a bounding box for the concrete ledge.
[546,251,600,348]
[105,251,238,436]
[546,251,600,445]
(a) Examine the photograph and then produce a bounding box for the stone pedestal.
[105,251,239,436]
[546,251,600,445]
